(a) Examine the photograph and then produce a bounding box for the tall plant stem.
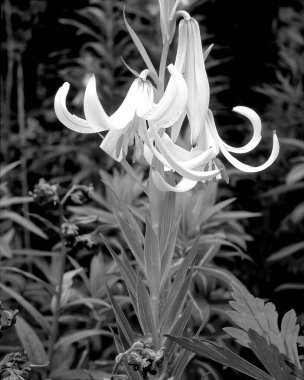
[17,57,30,248]
[47,202,67,372]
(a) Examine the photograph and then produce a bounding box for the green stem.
[47,202,67,372]
[158,37,170,93]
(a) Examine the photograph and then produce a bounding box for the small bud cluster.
[0,352,31,380]
[30,178,59,207]
[115,338,165,379]
[69,184,94,205]
[0,301,18,338]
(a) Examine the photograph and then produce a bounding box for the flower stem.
[159,37,170,92]
[47,202,67,373]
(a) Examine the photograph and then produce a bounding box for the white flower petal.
[144,145,171,171]
[84,75,139,131]
[100,129,125,161]
[219,131,280,172]
[151,170,198,192]
[221,106,262,153]
[54,82,97,133]
[175,18,210,145]
[140,123,220,181]
[137,64,188,128]
[207,109,280,172]
[161,133,217,169]
[171,110,186,142]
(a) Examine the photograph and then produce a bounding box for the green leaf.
[51,369,102,380]
[106,286,135,346]
[123,8,159,83]
[136,273,155,336]
[195,265,246,291]
[55,329,111,349]
[15,316,48,365]
[159,192,176,255]
[144,219,161,297]
[0,267,55,294]
[199,197,236,225]
[166,335,273,380]
[167,349,194,380]
[164,300,193,361]
[248,330,303,380]
[103,237,137,297]
[0,161,20,178]
[160,216,180,288]
[225,284,302,370]
[0,283,51,334]
[266,241,304,263]
[0,211,48,239]
[161,269,193,335]
[0,196,32,208]
[161,238,198,321]
[89,253,105,298]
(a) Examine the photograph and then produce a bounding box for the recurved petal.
[221,106,262,153]
[54,82,97,133]
[144,145,171,171]
[160,133,217,169]
[219,131,280,172]
[152,170,198,192]
[141,123,220,181]
[137,64,188,129]
[84,75,138,131]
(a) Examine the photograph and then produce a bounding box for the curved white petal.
[100,129,125,161]
[220,106,262,153]
[161,133,218,169]
[140,123,220,181]
[171,110,186,143]
[137,64,188,128]
[144,145,171,171]
[151,170,198,192]
[84,76,139,131]
[207,109,280,172]
[54,83,97,133]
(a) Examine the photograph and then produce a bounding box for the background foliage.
[1,0,303,379]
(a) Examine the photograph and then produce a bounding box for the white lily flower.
[175,15,210,145]
[54,64,188,161]
[140,122,220,183]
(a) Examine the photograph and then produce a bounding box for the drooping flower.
[175,15,210,146]
[149,106,279,192]
[54,64,188,161]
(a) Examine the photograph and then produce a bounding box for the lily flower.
[54,64,187,161]
[147,106,279,192]
[175,14,210,146]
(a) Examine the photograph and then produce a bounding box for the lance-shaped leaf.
[102,235,136,297]
[106,286,135,346]
[161,268,193,335]
[144,219,161,298]
[123,8,159,83]
[161,238,198,321]
[167,348,194,380]
[136,273,155,337]
[160,216,180,288]
[163,300,193,361]
[159,192,176,255]
[166,335,273,380]
[15,316,48,365]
